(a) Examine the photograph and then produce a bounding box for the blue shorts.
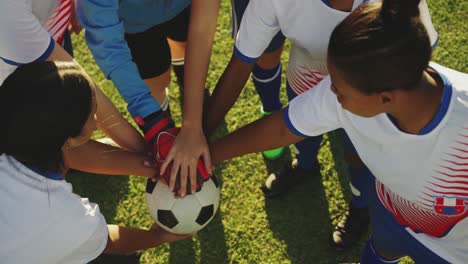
[230,0,285,53]
[369,177,450,263]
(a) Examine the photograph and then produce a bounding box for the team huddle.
[0,0,467,263]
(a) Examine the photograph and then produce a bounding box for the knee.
[256,46,283,69]
[145,69,172,92]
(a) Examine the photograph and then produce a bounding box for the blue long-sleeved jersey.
[77,0,190,119]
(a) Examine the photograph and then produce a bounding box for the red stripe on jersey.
[288,65,325,96]
[376,181,468,237]
[452,147,468,154]
[434,170,468,178]
[443,159,468,166]
[44,0,72,45]
[433,177,468,185]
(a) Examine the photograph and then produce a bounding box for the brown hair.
[328,0,431,94]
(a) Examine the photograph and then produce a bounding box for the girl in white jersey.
[166,0,438,250]
[0,61,191,263]
[207,0,468,262]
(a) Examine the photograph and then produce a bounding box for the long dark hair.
[328,0,432,94]
[0,61,93,172]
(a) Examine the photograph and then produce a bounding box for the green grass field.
[69,1,467,263]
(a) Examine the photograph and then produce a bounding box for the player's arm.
[63,140,156,179]
[210,76,343,163]
[210,110,303,163]
[203,0,281,134]
[203,55,255,134]
[103,224,192,255]
[160,0,221,197]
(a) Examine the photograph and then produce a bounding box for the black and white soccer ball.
[145,176,220,234]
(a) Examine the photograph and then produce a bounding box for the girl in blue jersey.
[77,0,196,158]
[208,0,468,262]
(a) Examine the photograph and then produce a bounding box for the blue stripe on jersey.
[387,69,453,135]
[418,71,452,135]
[322,0,369,8]
[234,46,258,64]
[0,38,55,66]
[35,37,55,62]
[0,56,23,66]
[283,106,309,138]
[25,165,63,181]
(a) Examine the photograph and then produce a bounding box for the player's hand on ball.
[160,126,212,197]
[155,128,211,197]
[151,223,194,243]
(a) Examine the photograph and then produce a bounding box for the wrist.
[181,120,202,130]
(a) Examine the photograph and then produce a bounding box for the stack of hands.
[139,112,211,197]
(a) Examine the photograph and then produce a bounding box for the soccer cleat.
[261,159,319,197]
[260,108,285,160]
[330,204,370,250]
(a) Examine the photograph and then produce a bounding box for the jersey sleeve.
[234,0,281,63]
[77,0,160,119]
[284,76,342,137]
[0,0,55,65]
[58,198,109,263]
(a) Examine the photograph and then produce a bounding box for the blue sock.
[349,166,373,208]
[361,241,401,264]
[285,80,321,171]
[294,135,323,171]
[341,131,373,208]
[252,63,283,112]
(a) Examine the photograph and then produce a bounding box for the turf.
[68,0,467,263]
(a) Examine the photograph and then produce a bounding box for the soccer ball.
[145,175,220,234]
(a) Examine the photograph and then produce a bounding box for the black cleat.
[261,159,319,198]
[330,204,370,250]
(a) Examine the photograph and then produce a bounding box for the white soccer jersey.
[0,0,71,85]
[0,154,108,264]
[285,63,468,262]
[235,0,438,95]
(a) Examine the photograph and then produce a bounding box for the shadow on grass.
[67,171,130,225]
[169,119,231,264]
[264,168,336,263]
[327,129,352,203]
[263,131,365,263]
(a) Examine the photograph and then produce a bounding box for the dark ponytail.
[328,0,431,94]
[381,0,420,23]
[0,61,93,172]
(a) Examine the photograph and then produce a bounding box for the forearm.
[103,225,163,255]
[204,56,254,135]
[210,110,303,163]
[94,87,146,153]
[64,140,155,178]
[183,0,220,129]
